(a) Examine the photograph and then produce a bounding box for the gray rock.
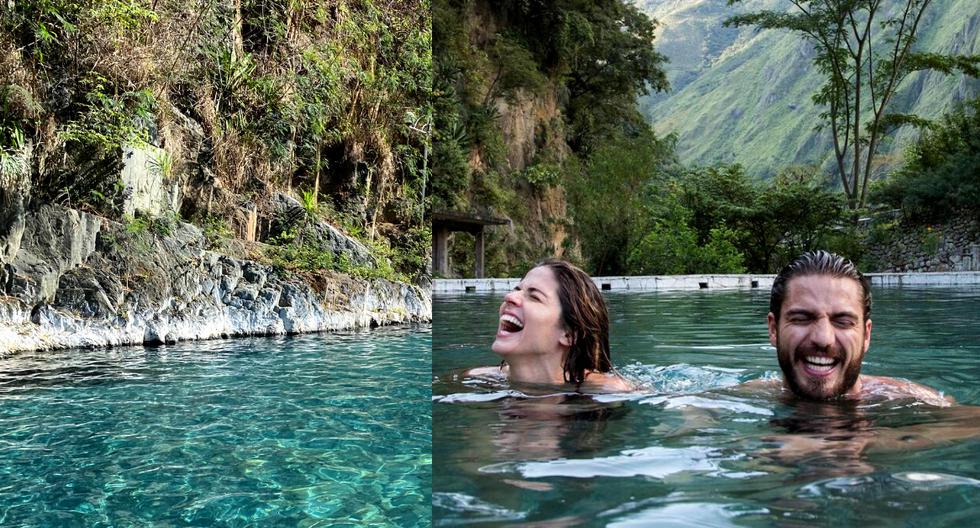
[3,205,101,304]
[120,144,180,217]
[270,192,376,268]
[0,204,431,354]
[54,265,123,318]
[0,187,26,263]
[242,262,267,286]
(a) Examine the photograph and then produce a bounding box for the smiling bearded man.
[766,250,951,404]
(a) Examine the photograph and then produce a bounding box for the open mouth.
[801,355,839,377]
[499,314,524,334]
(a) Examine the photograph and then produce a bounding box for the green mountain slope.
[637,0,980,177]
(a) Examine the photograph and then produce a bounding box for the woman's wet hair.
[534,258,612,384]
[770,250,871,322]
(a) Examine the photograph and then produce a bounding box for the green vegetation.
[433,0,671,275]
[1,0,431,282]
[623,164,847,275]
[433,0,889,276]
[264,232,412,284]
[566,131,674,274]
[873,97,980,222]
[201,214,233,250]
[432,0,978,277]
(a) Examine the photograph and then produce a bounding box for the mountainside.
[637,0,980,177]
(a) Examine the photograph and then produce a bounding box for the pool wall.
[434,272,980,293]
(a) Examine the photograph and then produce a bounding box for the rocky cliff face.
[491,88,577,263]
[0,205,430,355]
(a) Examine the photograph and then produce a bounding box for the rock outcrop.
[0,205,430,355]
[269,192,376,268]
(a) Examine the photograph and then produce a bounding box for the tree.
[872,97,980,222]
[567,131,674,274]
[492,0,670,152]
[742,168,846,272]
[726,0,980,211]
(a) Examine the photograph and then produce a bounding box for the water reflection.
[762,399,878,478]
[438,382,627,470]
[490,395,622,461]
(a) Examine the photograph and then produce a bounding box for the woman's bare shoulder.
[581,371,635,393]
[464,365,508,379]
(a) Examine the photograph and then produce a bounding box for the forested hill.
[637,0,980,177]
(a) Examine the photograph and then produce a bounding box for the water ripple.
[0,327,430,527]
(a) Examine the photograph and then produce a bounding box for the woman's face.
[492,265,571,358]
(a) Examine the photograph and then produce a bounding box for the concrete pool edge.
[434,272,980,294]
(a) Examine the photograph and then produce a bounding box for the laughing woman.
[467,259,633,393]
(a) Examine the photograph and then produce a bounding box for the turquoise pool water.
[433,288,980,526]
[0,326,431,527]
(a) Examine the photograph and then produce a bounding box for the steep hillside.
[433,0,670,276]
[1,1,431,282]
[637,0,980,177]
[1,1,433,351]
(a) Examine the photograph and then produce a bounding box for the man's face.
[768,274,872,400]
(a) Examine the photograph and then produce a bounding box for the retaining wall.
[867,215,980,272]
[434,272,980,294]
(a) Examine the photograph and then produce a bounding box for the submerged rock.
[0,205,431,354]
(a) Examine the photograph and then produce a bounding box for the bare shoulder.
[464,365,508,380]
[742,378,781,389]
[735,377,783,396]
[861,375,955,406]
[581,371,635,393]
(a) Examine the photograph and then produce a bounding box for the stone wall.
[866,215,980,272]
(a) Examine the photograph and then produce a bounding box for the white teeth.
[805,356,835,365]
[500,314,524,330]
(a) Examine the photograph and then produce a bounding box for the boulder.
[3,205,101,304]
[0,141,30,263]
[0,202,431,354]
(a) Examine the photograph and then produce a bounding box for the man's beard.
[776,338,863,400]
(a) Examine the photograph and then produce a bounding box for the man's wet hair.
[770,250,871,322]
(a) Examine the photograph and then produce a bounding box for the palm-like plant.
[293,188,318,248]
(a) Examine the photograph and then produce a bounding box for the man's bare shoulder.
[742,378,780,389]
[735,378,783,396]
[860,375,955,406]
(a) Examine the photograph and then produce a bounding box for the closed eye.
[785,310,813,323]
[513,285,544,302]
